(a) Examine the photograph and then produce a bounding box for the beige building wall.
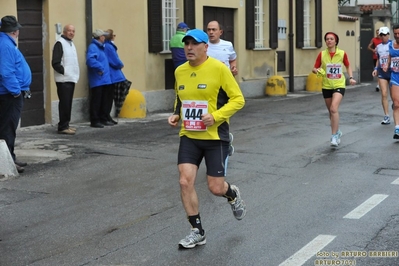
[1,0,16,15]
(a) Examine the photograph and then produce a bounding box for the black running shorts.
[322,88,345,99]
[177,136,229,177]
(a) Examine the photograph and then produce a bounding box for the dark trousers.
[90,85,112,124]
[0,94,23,161]
[56,82,75,131]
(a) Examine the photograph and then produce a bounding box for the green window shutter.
[246,0,255,49]
[315,0,322,48]
[148,0,163,53]
[269,0,278,49]
[296,0,304,48]
[184,0,196,29]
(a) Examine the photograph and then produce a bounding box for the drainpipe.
[85,0,93,47]
[288,0,294,92]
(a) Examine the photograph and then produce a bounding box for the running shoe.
[178,228,206,249]
[229,185,246,220]
[336,129,342,140]
[394,128,399,140]
[376,86,379,92]
[336,130,342,144]
[228,132,234,156]
[381,116,391,125]
[228,145,235,156]
[330,134,339,147]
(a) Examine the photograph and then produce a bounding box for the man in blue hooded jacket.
[0,15,31,173]
[170,22,189,68]
[86,29,112,128]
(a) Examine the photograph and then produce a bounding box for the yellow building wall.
[1,0,16,15]
[92,1,147,92]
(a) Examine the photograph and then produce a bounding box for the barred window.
[303,0,311,47]
[246,0,278,50]
[162,0,177,52]
[255,0,265,48]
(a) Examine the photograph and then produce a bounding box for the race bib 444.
[182,100,208,131]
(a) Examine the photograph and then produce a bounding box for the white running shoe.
[178,228,206,249]
[330,134,339,147]
[381,116,391,125]
[229,185,246,220]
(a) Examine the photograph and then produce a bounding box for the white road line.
[279,235,336,266]
[391,178,399,185]
[343,194,389,219]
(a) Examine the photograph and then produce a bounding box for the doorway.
[203,7,235,43]
[359,15,375,82]
[17,0,45,126]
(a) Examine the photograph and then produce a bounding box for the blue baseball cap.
[177,22,189,29]
[182,29,209,43]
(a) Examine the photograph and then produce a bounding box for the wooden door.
[17,0,45,126]
[203,7,235,44]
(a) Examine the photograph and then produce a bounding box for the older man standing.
[0,15,32,173]
[52,24,80,135]
[86,29,112,128]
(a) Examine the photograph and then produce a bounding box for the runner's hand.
[168,114,180,127]
[201,113,215,127]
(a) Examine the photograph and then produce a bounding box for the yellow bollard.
[265,75,287,96]
[119,89,146,118]
[306,72,323,92]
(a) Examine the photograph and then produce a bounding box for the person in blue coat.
[104,29,127,124]
[0,15,32,173]
[86,29,112,128]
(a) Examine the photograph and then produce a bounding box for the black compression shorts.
[177,136,229,177]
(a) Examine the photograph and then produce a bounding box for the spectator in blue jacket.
[86,29,112,128]
[170,22,189,68]
[0,15,31,173]
[104,29,127,124]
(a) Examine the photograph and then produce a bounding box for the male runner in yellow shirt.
[168,29,246,249]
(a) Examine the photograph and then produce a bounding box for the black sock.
[188,214,204,235]
[223,182,237,202]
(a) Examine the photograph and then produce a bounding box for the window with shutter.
[296,0,322,49]
[148,0,178,53]
[247,0,278,50]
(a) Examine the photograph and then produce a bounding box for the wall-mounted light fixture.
[55,23,62,35]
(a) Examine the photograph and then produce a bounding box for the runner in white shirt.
[372,26,392,125]
[206,20,238,156]
[206,21,238,76]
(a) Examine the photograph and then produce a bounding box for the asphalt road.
[1,83,399,266]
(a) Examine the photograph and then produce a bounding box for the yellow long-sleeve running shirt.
[173,57,245,142]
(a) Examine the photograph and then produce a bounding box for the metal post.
[288,0,294,93]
